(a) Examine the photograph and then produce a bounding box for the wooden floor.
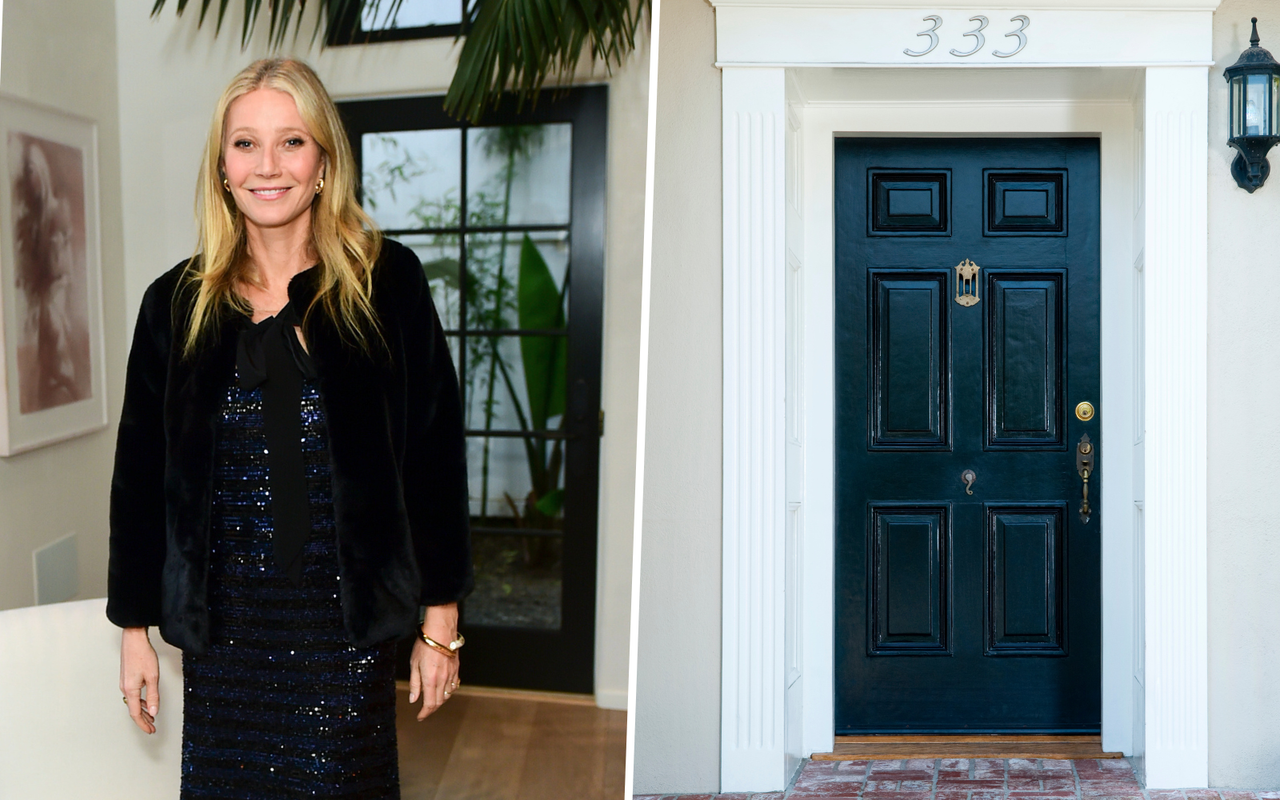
[814,734,1123,761]
[396,684,626,800]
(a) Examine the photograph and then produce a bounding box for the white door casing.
[716,1,1215,792]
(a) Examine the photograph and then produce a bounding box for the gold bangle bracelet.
[421,633,465,658]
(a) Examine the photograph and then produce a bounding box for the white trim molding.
[717,3,1214,794]
[721,66,789,793]
[1139,66,1209,789]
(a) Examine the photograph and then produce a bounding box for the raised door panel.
[986,273,1064,449]
[869,170,951,236]
[870,272,950,450]
[868,505,950,655]
[985,505,1067,656]
[984,170,1066,236]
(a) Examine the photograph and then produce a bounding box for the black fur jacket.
[106,240,473,653]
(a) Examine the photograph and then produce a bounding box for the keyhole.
[961,469,977,495]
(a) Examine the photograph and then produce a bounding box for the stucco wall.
[1207,1,1280,788]
[632,0,723,793]
[0,0,127,611]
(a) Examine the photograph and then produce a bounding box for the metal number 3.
[903,15,942,57]
[949,15,988,57]
[994,15,1031,58]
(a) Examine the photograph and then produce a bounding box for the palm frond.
[150,0,398,49]
[444,0,644,122]
[148,0,645,122]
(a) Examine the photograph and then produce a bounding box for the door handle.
[1076,434,1096,524]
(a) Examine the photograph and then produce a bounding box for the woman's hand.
[408,603,460,721]
[120,627,160,734]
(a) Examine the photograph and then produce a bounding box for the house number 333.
[904,15,1030,58]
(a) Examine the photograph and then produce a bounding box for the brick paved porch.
[635,758,1280,800]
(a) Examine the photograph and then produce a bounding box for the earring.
[315,177,324,195]
[222,177,231,192]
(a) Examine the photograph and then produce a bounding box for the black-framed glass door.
[338,88,606,693]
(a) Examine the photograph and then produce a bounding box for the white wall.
[632,0,723,792]
[1207,1,1280,788]
[111,0,644,708]
[0,0,127,612]
[597,32,650,712]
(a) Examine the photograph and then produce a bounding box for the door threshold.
[813,734,1123,760]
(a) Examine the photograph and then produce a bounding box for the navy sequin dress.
[179,376,401,799]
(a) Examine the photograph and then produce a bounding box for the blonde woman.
[106,58,472,798]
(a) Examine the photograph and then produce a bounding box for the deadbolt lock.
[1075,401,1096,422]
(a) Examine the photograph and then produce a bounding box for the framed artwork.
[0,95,107,456]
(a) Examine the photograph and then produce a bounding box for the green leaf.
[444,0,647,123]
[516,234,566,433]
[533,487,564,517]
[148,0,366,49]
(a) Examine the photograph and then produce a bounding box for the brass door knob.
[1075,401,1095,422]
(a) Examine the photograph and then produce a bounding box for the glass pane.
[1272,75,1279,136]
[361,129,461,230]
[361,0,461,29]
[1233,77,1243,138]
[464,231,569,331]
[399,233,461,329]
[466,435,566,527]
[466,124,572,226]
[1246,73,1269,136]
[464,534,562,630]
[445,335,462,382]
[461,335,567,434]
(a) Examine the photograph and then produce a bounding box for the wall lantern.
[1226,18,1280,192]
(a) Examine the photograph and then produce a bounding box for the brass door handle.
[1076,434,1096,524]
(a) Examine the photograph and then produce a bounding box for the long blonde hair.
[183,58,382,356]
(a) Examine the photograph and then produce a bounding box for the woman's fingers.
[417,656,443,721]
[410,640,457,721]
[143,667,160,718]
[120,628,158,734]
[124,682,155,734]
[408,652,422,704]
[435,654,449,710]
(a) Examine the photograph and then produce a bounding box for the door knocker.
[955,259,981,307]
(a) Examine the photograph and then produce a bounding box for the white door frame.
[717,2,1214,793]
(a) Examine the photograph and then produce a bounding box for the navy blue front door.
[834,138,1101,733]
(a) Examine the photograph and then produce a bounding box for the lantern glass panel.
[1232,76,1244,138]
[1272,74,1280,135]
[1246,73,1269,136]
